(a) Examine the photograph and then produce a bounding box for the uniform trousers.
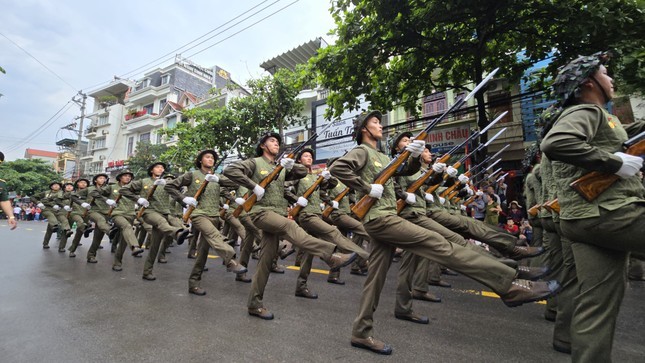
[112,214,139,267]
[188,215,236,289]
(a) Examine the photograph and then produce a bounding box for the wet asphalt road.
[1,221,643,362]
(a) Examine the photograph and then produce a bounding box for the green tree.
[162,68,308,165]
[312,0,644,145]
[0,159,60,196]
[125,142,169,179]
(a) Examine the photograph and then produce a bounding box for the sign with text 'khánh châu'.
[425,125,471,153]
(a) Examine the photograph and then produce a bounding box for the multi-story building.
[84,56,242,178]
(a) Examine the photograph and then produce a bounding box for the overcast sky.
[0,0,336,161]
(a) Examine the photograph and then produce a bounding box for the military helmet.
[115,170,134,182]
[0,151,4,164]
[552,51,611,104]
[255,131,281,157]
[352,110,382,145]
[49,181,63,189]
[390,131,413,157]
[73,178,90,188]
[147,162,167,176]
[195,149,219,169]
[92,173,109,185]
[297,147,315,162]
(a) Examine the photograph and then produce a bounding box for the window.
[156,132,162,144]
[488,91,512,123]
[159,98,167,111]
[91,161,103,174]
[127,136,134,156]
[92,137,106,149]
[143,103,154,115]
[423,92,446,116]
[139,132,151,143]
[142,78,151,88]
[161,74,170,85]
[97,115,108,126]
[166,116,177,129]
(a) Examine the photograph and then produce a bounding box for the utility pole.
[72,91,87,181]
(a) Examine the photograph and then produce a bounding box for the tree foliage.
[125,142,169,179]
[311,0,644,121]
[160,68,308,170]
[0,159,60,196]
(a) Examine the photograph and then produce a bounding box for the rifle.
[351,68,499,220]
[542,198,560,214]
[395,112,506,214]
[136,174,164,219]
[288,169,328,218]
[527,204,541,217]
[233,123,333,218]
[569,130,645,202]
[438,130,509,198]
[462,168,503,206]
[183,140,239,223]
[446,158,503,202]
[322,187,350,219]
[83,197,94,218]
[219,199,231,218]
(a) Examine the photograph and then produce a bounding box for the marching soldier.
[86,174,113,263]
[541,52,645,362]
[34,181,70,249]
[66,178,91,257]
[330,110,559,355]
[109,170,145,272]
[223,131,356,320]
[165,149,247,296]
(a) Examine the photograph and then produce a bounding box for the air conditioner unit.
[487,80,505,93]
[99,155,106,160]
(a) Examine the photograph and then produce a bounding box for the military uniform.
[523,164,544,256]
[111,174,145,271]
[542,104,645,362]
[67,181,91,256]
[33,183,69,249]
[86,180,115,262]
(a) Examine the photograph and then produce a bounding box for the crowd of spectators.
[6,201,42,221]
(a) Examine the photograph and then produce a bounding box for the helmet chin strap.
[590,76,611,103]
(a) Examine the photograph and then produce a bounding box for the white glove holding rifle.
[369,184,384,199]
[405,140,425,157]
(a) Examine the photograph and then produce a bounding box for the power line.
[0,32,78,92]
[4,101,74,153]
[82,0,283,92]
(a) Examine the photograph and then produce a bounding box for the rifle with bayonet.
[288,169,329,219]
[233,123,333,218]
[137,173,164,219]
[462,168,505,206]
[351,69,500,220]
[394,112,506,214]
[447,158,502,201]
[183,140,239,223]
[322,187,351,219]
[569,130,645,202]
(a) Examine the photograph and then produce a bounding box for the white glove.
[405,192,417,205]
[137,198,150,208]
[476,190,484,197]
[465,186,474,196]
[63,206,72,212]
[280,157,295,170]
[253,184,265,201]
[154,178,166,186]
[614,152,643,179]
[460,205,467,211]
[106,199,117,207]
[432,163,446,173]
[235,197,246,206]
[331,200,339,209]
[405,139,425,157]
[37,203,45,209]
[222,203,229,210]
[320,170,331,180]
[182,197,198,207]
[53,205,60,211]
[425,193,434,202]
[296,197,308,207]
[446,166,458,178]
[458,174,470,184]
[368,184,384,199]
[439,197,446,205]
[205,174,219,183]
[81,202,91,210]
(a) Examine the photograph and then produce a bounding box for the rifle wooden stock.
[543,199,560,214]
[440,169,471,198]
[463,195,476,206]
[219,200,230,219]
[288,174,325,218]
[232,191,249,218]
[395,154,453,214]
[136,182,159,219]
[322,187,350,219]
[107,195,122,218]
[182,173,212,223]
[527,204,541,217]
[570,138,645,201]
[240,151,297,214]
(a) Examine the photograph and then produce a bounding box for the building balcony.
[127,84,170,105]
[124,114,163,133]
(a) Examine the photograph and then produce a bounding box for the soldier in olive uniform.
[109,170,145,271]
[119,162,190,281]
[86,174,114,263]
[0,152,17,230]
[541,52,645,362]
[330,110,559,355]
[165,149,247,296]
[157,173,184,264]
[66,178,92,257]
[34,182,70,249]
[223,131,357,320]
